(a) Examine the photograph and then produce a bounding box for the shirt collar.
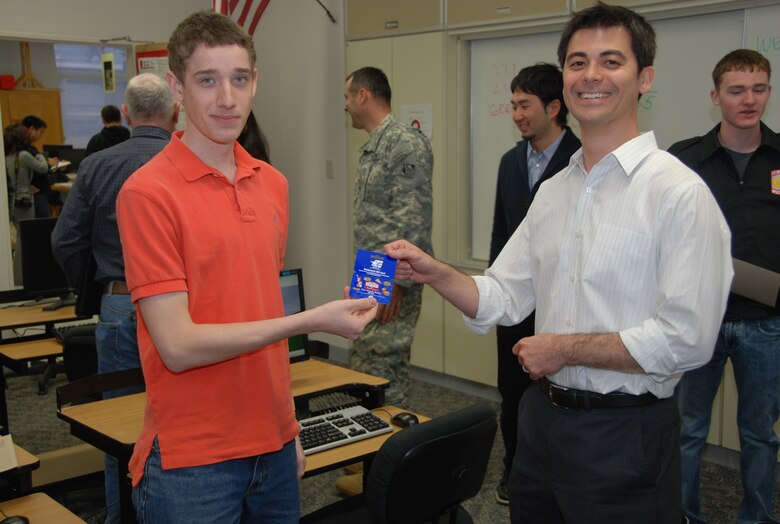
[362,113,395,153]
[700,122,780,161]
[569,131,658,178]
[527,128,568,162]
[167,130,264,183]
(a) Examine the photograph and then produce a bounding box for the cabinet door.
[448,0,567,26]
[347,0,441,40]
[4,89,64,147]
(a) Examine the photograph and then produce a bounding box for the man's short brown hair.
[712,49,771,89]
[167,10,256,83]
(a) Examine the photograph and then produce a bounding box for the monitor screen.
[42,144,73,157]
[18,217,74,309]
[280,269,308,362]
[57,148,86,173]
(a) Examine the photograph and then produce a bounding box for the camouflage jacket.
[354,113,433,267]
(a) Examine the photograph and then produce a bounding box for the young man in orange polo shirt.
[116,11,377,523]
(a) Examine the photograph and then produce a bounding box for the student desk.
[0,492,85,523]
[0,304,79,339]
[58,359,392,523]
[0,305,80,431]
[0,444,40,498]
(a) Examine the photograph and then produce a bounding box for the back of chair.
[366,403,497,524]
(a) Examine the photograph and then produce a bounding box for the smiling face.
[167,43,257,153]
[562,26,653,138]
[712,69,771,133]
[511,89,556,148]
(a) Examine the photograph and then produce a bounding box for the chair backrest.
[61,325,98,382]
[366,403,497,524]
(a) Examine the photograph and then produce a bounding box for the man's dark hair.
[510,62,569,127]
[712,49,771,89]
[347,67,392,105]
[168,10,256,83]
[557,2,656,73]
[21,115,46,130]
[100,105,122,124]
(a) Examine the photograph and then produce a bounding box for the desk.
[0,304,78,337]
[58,359,390,523]
[0,305,78,431]
[0,492,85,523]
[0,444,40,497]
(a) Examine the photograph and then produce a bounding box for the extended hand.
[317,296,377,340]
[384,239,435,284]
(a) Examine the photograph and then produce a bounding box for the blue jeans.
[96,293,143,524]
[133,438,300,524]
[677,316,780,524]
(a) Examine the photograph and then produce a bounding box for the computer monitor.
[57,148,86,173]
[280,268,308,363]
[18,217,76,311]
[42,144,73,157]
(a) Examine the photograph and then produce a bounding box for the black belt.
[539,378,661,410]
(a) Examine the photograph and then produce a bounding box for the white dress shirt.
[466,132,733,398]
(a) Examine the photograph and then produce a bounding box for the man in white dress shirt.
[385,3,733,523]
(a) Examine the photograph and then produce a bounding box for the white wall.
[252,0,350,348]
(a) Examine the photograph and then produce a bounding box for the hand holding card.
[348,249,397,305]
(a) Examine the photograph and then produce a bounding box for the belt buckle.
[547,381,571,410]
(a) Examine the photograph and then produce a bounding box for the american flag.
[212,0,271,36]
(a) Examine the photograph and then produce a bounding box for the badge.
[771,169,780,196]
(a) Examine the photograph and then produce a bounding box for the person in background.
[4,123,49,285]
[52,72,179,524]
[669,49,780,524]
[336,66,433,496]
[21,115,58,217]
[115,11,377,523]
[85,104,131,157]
[238,110,271,163]
[488,62,581,505]
[384,3,733,522]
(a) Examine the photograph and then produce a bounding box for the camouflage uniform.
[352,113,433,407]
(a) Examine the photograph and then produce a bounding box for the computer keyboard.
[298,405,393,455]
[50,321,99,343]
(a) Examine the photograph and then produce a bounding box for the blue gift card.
[349,249,397,305]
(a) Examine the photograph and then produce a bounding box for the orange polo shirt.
[116,132,296,486]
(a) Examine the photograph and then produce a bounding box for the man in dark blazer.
[489,62,581,505]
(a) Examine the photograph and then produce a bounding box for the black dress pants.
[509,384,682,524]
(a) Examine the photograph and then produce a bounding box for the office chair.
[61,325,98,383]
[301,403,497,524]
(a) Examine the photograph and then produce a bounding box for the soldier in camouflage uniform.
[344,66,433,409]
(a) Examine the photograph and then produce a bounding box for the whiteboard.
[469,7,779,261]
[745,3,780,131]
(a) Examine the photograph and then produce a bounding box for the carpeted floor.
[5,366,778,523]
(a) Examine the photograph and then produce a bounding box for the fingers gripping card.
[349,249,397,305]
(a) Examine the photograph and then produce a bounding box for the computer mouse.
[391,411,419,428]
[1,515,30,524]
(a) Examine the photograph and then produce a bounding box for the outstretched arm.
[139,292,377,373]
[385,239,480,318]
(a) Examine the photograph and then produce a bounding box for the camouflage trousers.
[350,283,423,409]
